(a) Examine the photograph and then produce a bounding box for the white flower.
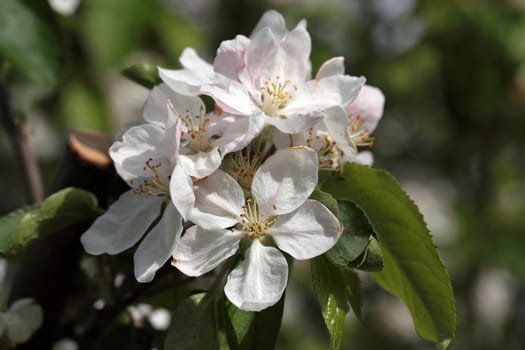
[146,84,261,219]
[172,147,341,311]
[159,10,365,135]
[81,86,184,283]
[276,84,385,169]
[0,298,43,346]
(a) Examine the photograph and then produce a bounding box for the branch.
[0,83,43,203]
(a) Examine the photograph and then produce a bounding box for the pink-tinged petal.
[189,170,244,230]
[179,47,214,74]
[134,202,183,282]
[252,147,318,216]
[143,84,173,126]
[322,106,356,156]
[224,240,288,312]
[143,84,192,128]
[172,226,243,277]
[262,25,312,84]
[201,81,257,115]
[178,147,222,179]
[269,200,342,260]
[110,124,171,182]
[346,85,385,134]
[170,163,195,220]
[214,35,250,80]
[316,57,345,79]
[281,75,365,116]
[251,10,287,39]
[239,27,278,95]
[213,113,265,154]
[159,48,215,96]
[263,113,322,134]
[81,190,162,255]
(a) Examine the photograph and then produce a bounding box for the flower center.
[305,128,343,171]
[133,158,170,196]
[259,76,297,117]
[179,104,212,153]
[239,197,277,239]
[347,113,374,149]
[229,146,262,193]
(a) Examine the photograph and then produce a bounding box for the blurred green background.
[1,0,525,349]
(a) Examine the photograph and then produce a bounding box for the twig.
[0,83,44,203]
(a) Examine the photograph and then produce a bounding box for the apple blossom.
[158,10,365,136]
[172,147,341,311]
[81,85,184,283]
[275,84,385,169]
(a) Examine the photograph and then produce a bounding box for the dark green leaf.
[224,295,285,350]
[0,187,101,256]
[0,0,59,86]
[121,63,161,89]
[309,188,339,217]
[345,269,362,320]
[164,293,217,350]
[311,255,357,350]
[326,201,372,266]
[347,237,384,272]
[323,163,456,347]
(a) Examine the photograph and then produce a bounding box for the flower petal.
[262,24,312,84]
[170,163,195,220]
[251,10,287,39]
[213,35,250,80]
[316,57,345,79]
[172,226,243,277]
[158,48,215,96]
[269,199,342,260]
[322,106,356,156]
[189,170,244,230]
[346,84,385,134]
[134,202,183,282]
[81,190,162,255]
[178,147,222,179]
[213,113,265,154]
[281,75,365,116]
[143,84,178,126]
[110,124,172,182]
[201,80,256,115]
[224,240,288,312]
[251,147,318,215]
[263,113,322,134]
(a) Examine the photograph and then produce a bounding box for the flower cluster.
[81,10,384,311]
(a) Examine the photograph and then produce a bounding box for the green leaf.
[164,293,217,350]
[0,0,59,86]
[223,295,285,350]
[311,255,359,350]
[0,187,101,256]
[121,63,161,89]
[323,163,456,346]
[347,237,384,272]
[0,204,38,254]
[345,269,362,320]
[309,188,339,217]
[326,201,372,266]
